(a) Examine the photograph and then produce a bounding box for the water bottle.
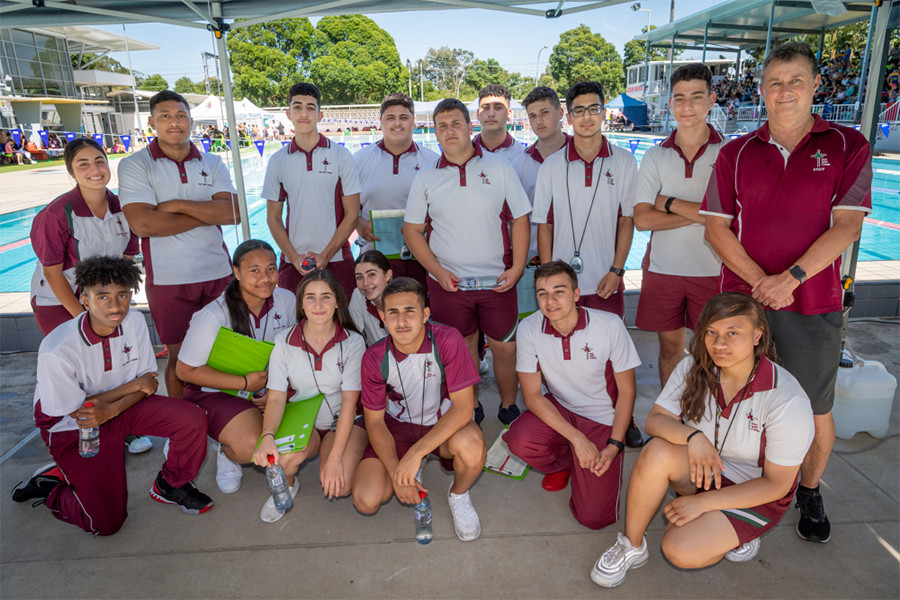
[79,402,99,458]
[300,257,316,272]
[414,491,433,545]
[457,276,500,291]
[266,455,293,511]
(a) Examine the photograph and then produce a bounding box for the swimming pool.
[1,133,897,294]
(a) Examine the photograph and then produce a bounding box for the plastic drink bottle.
[266,455,293,511]
[457,276,500,290]
[79,402,99,458]
[414,490,433,545]
[300,257,316,272]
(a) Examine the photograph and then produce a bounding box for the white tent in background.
[235,97,265,120]
[190,94,229,123]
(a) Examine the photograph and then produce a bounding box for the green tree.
[174,76,197,94]
[549,25,624,100]
[623,25,682,68]
[423,47,474,96]
[308,15,407,104]
[227,18,316,106]
[137,74,168,92]
[466,58,509,90]
[71,53,131,74]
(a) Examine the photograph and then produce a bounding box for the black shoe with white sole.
[149,472,213,515]
[11,462,62,504]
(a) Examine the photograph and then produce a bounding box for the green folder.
[207,327,276,398]
[257,394,325,454]
[370,209,406,259]
[517,264,538,320]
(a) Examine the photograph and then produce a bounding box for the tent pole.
[755,0,776,130]
[211,2,251,242]
[855,3,877,122]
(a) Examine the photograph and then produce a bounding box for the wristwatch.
[665,196,676,214]
[789,265,807,284]
[607,438,625,454]
[609,266,625,277]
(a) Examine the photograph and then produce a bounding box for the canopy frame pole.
[755,0,776,129]
[701,22,709,64]
[211,2,251,242]
[667,34,676,131]
[855,3,877,122]
[816,27,825,61]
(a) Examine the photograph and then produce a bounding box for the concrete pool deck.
[0,325,897,599]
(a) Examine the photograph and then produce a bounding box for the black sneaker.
[11,462,62,503]
[474,401,485,426]
[625,418,644,448]
[796,487,831,543]
[149,472,213,515]
[498,404,522,426]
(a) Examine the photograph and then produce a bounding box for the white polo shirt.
[511,135,572,262]
[30,187,139,307]
[473,132,525,162]
[517,307,641,426]
[33,310,156,434]
[178,288,297,393]
[635,126,723,277]
[405,145,532,278]
[349,288,387,347]
[361,322,481,426]
[532,137,638,295]
[656,355,814,484]
[267,323,365,431]
[117,140,235,286]
[261,134,361,264]
[355,140,439,215]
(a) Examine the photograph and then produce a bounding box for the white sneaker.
[591,533,649,588]
[260,478,299,523]
[725,538,760,562]
[215,446,243,494]
[447,487,481,541]
[479,358,490,375]
[124,435,153,454]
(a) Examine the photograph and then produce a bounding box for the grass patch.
[0,158,65,173]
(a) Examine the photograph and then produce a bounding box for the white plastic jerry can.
[833,358,898,440]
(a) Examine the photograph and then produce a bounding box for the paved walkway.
[1,326,897,599]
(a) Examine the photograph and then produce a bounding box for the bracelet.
[665,196,676,214]
[242,375,248,391]
[261,432,274,440]
[606,437,625,454]
[686,430,703,444]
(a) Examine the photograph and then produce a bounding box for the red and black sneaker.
[11,462,62,503]
[149,471,213,515]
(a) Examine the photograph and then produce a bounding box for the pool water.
[1,134,897,294]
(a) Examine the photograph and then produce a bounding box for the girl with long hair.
[350,250,393,346]
[253,269,368,523]
[592,292,815,587]
[176,240,297,495]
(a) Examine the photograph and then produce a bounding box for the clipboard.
[257,394,326,454]
[517,264,538,320]
[207,327,275,398]
[370,209,406,259]
[483,426,530,481]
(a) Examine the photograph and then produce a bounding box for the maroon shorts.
[145,275,231,345]
[31,297,77,336]
[359,414,454,472]
[636,270,718,332]
[427,278,518,341]
[278,259,356,300]
[577,280,626,319]
[695,475,797,548]
[183,386,259,441]
[388,258,430,302]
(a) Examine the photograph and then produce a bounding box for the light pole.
[631,3,651,99]
[406,59,413,97]
[535,45,548,85]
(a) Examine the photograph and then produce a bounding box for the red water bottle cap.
[85,402,94,408]
[419,490,426,499]
[267,455,275,464]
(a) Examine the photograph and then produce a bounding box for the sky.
[97,0,723,86]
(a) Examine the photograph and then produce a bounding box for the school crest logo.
[424,358,437,379]
[747,409,760,432]
[414,164,420,171]
[479,171,491,185]
[582,344,596,360]
[122,343,138,366]
[274,312,282,321]
[811,150,830,172]
[197,169,212,187]
[605,170,615,186]
[319,158,333,174]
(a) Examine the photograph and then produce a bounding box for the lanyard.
[301,323,344,430]
[391,330,432,442]
[713,359,759,454]
[565,155,605,265]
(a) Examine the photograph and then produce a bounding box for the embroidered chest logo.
[319,158,333,174]
[424,358,438,379]
[747,409,760,432]
[114,215,129,238]
[274,312,282,321]
[414,163,420,171]
[605,170,615,186]
[197,169,212,187]
[811,150,830,171]
[479,171,491,185]
[582,344,596,360]
[122,344,138,366]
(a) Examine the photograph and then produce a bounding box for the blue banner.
[628,139,640,154]
[148,136,156,145]
[201,138,211,153]
[853,125,861,131]
[729,134,741,140]
[281,140,290,148]
[254,140,265,157]
[653,138,662,145]
[226,140,231,149]
[879,123,889,138]
[65,132,77,142]
[10,128,22,147]
[92,133,104,147]
[121,135,131,152]
[38,130,48,147]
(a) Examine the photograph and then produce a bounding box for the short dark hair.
[671,63,713,94]
[63,138,106,176]
[382,277,427,308]
[534,260,578,291]
[288,82,321,108]
[381,93,415,116]
[433,98,470,124]
[763,42,818,78]
[149,90,190,114]
[75,256,142,293]
[478,84,511,105]
[565,81,605,109]
[522,86,561,110]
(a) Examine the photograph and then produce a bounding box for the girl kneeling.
[592,292,814,587]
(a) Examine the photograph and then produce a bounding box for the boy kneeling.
[12,256,213,535]
[351,278,487,541]
[504,261,640,529]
